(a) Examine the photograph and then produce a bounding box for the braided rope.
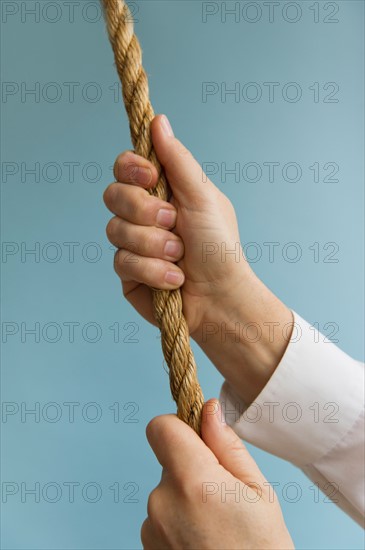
[102,0,204,434]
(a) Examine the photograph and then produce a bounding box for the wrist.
[192,272,294,405]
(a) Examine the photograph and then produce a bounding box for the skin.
[141,400,294,550]
[104,114,293,406]
[103,114,295,548]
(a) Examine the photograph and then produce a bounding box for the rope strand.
[102,0,204,434]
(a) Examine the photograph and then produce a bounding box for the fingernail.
[165,271,184,286]
[157,208,177,228]
[135,167,152,186]
[161,115,174,138]
[164,240,183,259]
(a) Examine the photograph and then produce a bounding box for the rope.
[102,0,204,434]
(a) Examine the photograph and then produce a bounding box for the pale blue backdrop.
[1,1,364,549]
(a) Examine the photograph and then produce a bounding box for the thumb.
[201,399,267,487]
[151,115,217,207]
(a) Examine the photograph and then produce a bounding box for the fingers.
[146,414,218,476]
[114,250,185,290]
[106,218,184,262]
[113,151,159,190]
[151,115,217,208]
[110,116,218,214]
[104,183,177,230]
[105,148,186,290]
[201,400,267,487]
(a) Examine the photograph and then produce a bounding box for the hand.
[103,114,248,337]
[103,115,293,404]
[142,400,294,550]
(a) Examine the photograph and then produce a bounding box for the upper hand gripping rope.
[102,0,204,434]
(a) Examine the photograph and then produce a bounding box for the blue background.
[1,1,364,548]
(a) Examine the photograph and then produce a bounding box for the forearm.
[192,271,294,405]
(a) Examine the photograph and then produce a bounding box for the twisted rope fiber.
[102,0,204,433]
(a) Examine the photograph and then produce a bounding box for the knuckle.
[113,249,124,272]
[146,415,171,447]
[173,473,192,499]
[147,487,160,518]
[123,243,140,266]
[146,416,162,442]
[114,247,139,272]
[103,183,119,208]
[106,217,119,242]
[140,518,150,547]
[171,470,200,501]
[147,489,168,540]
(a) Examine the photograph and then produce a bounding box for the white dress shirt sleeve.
[220,311,365,526]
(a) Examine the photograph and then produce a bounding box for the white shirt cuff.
[220,311,364,467]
